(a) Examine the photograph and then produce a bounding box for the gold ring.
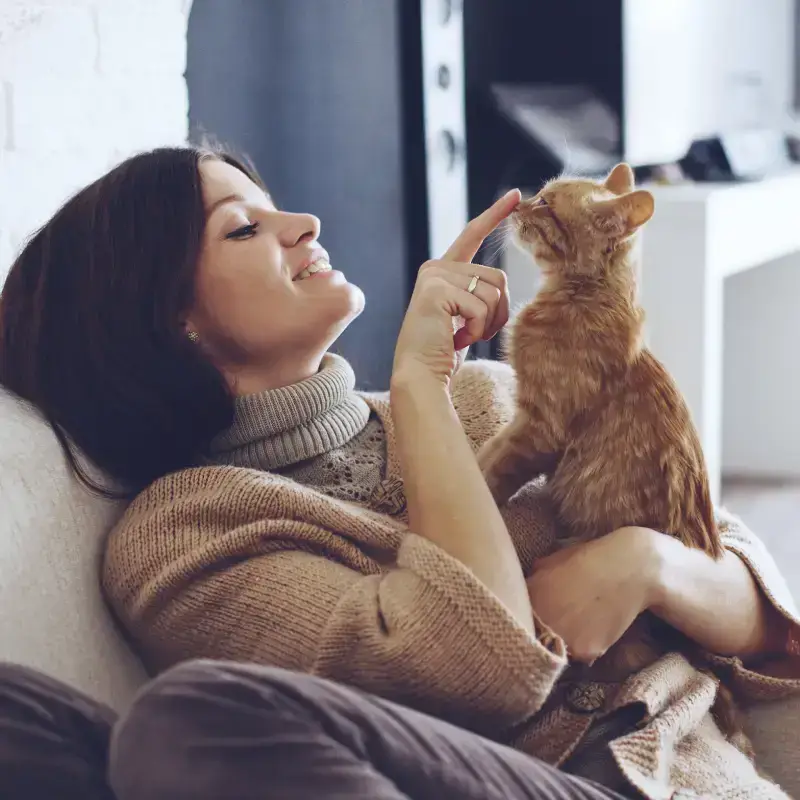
[467,275,479,294]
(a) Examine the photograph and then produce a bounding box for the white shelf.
[646,168,800,279]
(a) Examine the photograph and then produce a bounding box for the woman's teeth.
[295,258,332,281]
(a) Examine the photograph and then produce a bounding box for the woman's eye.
[225,221,260,240]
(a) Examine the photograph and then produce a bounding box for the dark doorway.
[187,0,423,389]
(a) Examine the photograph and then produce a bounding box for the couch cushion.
[0,387,146,710]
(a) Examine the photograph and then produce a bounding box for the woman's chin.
[340,293,366,337]
[300,272,364,310]
[320,282,365,341]
[326,278,365,318]
[344,282,366,318]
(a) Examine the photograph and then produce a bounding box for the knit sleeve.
[314,533,567,732]
[706,508,800,702]
[103,472,567,738]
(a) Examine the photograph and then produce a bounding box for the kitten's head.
[511,163,654,278]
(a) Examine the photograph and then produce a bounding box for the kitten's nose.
[512,199,534,222]
[516,195,541,213]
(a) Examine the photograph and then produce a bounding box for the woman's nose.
[279,212,321,248]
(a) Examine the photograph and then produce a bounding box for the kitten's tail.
[693,473,723,559]
[667,460,723,559]
[691,470,725,558]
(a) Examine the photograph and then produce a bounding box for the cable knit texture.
[103,360,800,800]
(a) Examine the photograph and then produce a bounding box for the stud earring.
[187,331,200,343]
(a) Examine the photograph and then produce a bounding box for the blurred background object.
[466,0,795,206]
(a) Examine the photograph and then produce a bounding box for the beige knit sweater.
[103,359,800,800]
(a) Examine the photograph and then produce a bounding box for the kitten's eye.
[534,196,549,207]
[225,221,260,240]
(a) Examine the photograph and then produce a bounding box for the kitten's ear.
[604,163,635,195]
[593,190,655,235]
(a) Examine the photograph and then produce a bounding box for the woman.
[0,146,798,799]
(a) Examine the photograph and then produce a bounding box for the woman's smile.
[293,253,332,281]
[296,266,347,287]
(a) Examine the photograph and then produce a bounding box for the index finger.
[443,188,522,263]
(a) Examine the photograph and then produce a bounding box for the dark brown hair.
[0,146,262,497]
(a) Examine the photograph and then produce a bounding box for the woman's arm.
[649,530,788,657]
[391,370,534,634]
[390,188,534,635]
[104,470,567,737]
[526,525,791,664]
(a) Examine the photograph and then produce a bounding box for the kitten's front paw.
[476,434,518,506]
[481,465,514,506]
[485,478,509,505]
[476,441,494,474]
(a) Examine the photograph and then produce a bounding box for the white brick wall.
[0,0,193,280]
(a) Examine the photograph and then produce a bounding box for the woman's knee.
[123,659,314,719]
[0,662,116,800]
[110,660,316,798]
[113,659,290,748]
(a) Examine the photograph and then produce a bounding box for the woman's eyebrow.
[207,193,246,217]
[207,191,275,217]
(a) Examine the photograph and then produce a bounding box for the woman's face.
[187,158,365,392]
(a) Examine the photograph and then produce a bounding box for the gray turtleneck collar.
[209,353,371,471]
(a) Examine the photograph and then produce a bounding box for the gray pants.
[0,660,630,800]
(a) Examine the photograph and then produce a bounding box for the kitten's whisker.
[484,221,510,249]
[561,134,573,176]
[486,223,507,243]
[483,241,505,266]
[483,223,513,265]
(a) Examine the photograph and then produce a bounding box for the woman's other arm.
[649,530,788,657]
[526,522,796,664]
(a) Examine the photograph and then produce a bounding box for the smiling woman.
[186,158,364,396]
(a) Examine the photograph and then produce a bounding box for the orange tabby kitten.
[479,163,723,672]
[478,163,749,749]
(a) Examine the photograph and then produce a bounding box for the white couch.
[0,387,146,709]
[1,385,798,795]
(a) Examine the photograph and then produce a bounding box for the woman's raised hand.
[392,189,520,387]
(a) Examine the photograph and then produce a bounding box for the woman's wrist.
[644,530,682,616]
[391,358,453,396]
[615,526,668,614]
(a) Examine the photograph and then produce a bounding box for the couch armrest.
[744,695,800,796]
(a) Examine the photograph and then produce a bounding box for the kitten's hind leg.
[478,414,558,505]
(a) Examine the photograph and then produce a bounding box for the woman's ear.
[604,163,635,195]
[593,190,655,236]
